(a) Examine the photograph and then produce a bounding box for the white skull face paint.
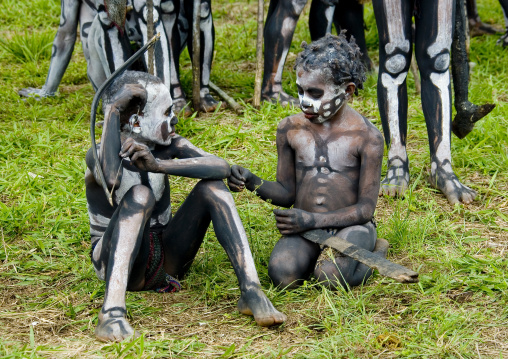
[124,82,178,146]
[296,67,349,124]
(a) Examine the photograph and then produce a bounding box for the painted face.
[296,68,348,124]
[123,82,178,146]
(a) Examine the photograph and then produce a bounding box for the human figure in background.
[373,0,477,204]
[158,0,222,114]
[466,0,502,36]
[18,0,97,98]
[308,0,373,71]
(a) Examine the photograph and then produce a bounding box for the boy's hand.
[273,208,316,235]
[120,138,160,172]
[111,84,147,113]
[228,165,251,192]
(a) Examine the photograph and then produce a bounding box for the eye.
[308,89,324,99]
[297,85,303,95]
[164,106,173,117]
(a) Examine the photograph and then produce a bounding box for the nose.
[300,98,312,109]
[170,115,178,126]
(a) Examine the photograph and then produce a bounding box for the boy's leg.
[92,185,155,342]
[314,222,385,289]
[162,180,286,326]
[268,234,321,289]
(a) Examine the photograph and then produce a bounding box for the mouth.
[303,113,318,120]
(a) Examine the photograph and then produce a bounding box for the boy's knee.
[314,260,348,290]
[128,184,156,208]
[268,255,306,289]
[196,180,232,202]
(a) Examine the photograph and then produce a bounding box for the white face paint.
[123,81,177,146]
[296,67,349,124]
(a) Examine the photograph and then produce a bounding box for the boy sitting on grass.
[86,71,285,342]
[228,33,389,290]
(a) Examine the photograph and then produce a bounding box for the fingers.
[227,180,244,192]
[231,165,246,182]
[228,174,245,187]
[130,149,151,163]
[119,139,149,158]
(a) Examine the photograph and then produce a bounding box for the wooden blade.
[302,229,419,283]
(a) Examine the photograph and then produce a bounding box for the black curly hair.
[294,32,367,94]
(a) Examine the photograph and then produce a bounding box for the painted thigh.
[87,1,132,90]
[267,234,321,289]
[79,0,97,63]
[91,185,155,294]
[314,222,376,288]
[162,180,260,288]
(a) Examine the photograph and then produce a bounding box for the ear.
[345,82,356,97]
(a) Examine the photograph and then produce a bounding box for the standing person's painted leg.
[262,0,307,106]
[373,0,413,197]
[415,0,476,204]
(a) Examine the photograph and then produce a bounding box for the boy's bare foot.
[237,286,286,327]
[428,161,477,205]
[95,308,139,342]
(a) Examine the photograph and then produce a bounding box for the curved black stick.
[451,0,495,139]
[90,34,161,206]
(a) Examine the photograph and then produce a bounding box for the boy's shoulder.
[277,113,308,131]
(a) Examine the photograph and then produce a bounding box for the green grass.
[1,0,508,357]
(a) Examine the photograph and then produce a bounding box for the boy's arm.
[121,136,231,179]
[228,120,296,208]
[274,129,384,235]
[86,84,147,190]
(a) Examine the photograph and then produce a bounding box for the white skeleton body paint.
[373,0,476,204]
[87,72,286,341]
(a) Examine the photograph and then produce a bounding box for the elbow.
[357,202,375,224]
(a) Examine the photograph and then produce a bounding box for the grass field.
[1,0,507,357]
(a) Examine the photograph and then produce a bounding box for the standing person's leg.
[415,0,476,204]
[92,185,155,342]
[309,0,335,41]
[183,0,222,112]
[262,0,308,106]
[372,0,413,197]
[162,180,286,326]
[160,0,193,115]
[497,0,508,46]
[451,0,495,139]
[466,0,500,36]
[334,0,373,71]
